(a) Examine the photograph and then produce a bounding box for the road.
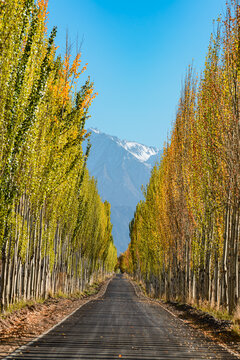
[5,275,238,359]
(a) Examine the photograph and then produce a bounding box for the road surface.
[5,275,238,359]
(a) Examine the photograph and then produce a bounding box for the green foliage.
[0,0,117,311]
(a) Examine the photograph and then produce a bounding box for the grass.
[53,281,101,300]
[196,302,240,335]
[196,301,232,321]
[1,298,45,318]
[232,307,240,335]
[1,280,103,318]
[232,324,240,336]
[79,282,100,297]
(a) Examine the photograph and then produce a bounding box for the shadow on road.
[3,275,237,359]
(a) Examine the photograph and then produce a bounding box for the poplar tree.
[126,0,240,315]
[0,0,117,311]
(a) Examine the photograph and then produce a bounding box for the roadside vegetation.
[0,0,117,312]
[123,0,240,321]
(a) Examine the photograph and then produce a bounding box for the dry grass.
[1,281,101,318]
[1,298,45,318]
[196,301,232,321]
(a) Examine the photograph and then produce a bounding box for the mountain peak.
[118,140,159,162]
[90,127,101,134]
[85,129,162,253]
[89,128,159,163]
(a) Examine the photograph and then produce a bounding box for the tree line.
[123,0,240,315]
[0,0,117,311]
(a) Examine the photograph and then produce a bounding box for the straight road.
[5,275,238,359]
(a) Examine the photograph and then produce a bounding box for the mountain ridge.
[84,128,162,253]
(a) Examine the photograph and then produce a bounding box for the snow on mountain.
[84,128,162,253]
[118,140,159,162]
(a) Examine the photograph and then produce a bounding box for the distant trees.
[0,0,117,311]
[125,0,240,315]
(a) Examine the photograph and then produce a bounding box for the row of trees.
[0,0,117,311]
[124,0,240,315]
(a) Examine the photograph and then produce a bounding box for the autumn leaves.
[125,0,240,315]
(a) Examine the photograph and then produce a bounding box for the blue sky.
[48,0,226,148]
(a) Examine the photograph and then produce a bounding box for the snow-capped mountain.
[117,140,158,163]
[83,128,162,253]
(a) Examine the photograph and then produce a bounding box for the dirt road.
[4,275,238,359]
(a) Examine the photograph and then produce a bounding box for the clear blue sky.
[48,0,226,148]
